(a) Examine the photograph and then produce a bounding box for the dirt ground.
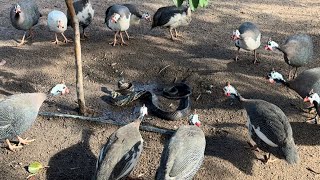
[1,0,320,179]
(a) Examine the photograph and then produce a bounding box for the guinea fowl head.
[189,110,201,127]
[223,82,239,99]
[267,69,285,84]
[14,4,21,14]
[141,12,151,22]
[111,13,121,23]
[49,84,70,96]
[231,30,240,40]
[304,90,320,106]
[265,39,279,51]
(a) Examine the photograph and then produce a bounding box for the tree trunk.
[65,0,86,115]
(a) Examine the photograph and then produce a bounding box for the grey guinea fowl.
[93,105,147,180]
[67,0,94,39]
[10,0,41,46]
[47,10,72,44]
[231,22,261,64]
[152,5,192,41]
[122,4,151,40]
[265,34,314,80]
[304,91,320,124]
[223,82,299,164]
[105,5,131,46]
[156,113,205,180]
[0,84,69,151]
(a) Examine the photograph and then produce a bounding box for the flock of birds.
[2,0,320,179]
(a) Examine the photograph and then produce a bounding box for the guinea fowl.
[10,0,41,46]
[231,22,261,64]
[267,68,320,100]
[156,112,205,180]
[223,82,299,164]
[0,84,69,151]
[105,5,131,46]
[304,91,320,124]
[265,34,314,80]
[47,10,72,44]
[67,0,94,39]
[151,5,192,41]
[122,3,151,40]
[93,105,148,180]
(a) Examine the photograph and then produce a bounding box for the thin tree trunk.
[65,0,86,115]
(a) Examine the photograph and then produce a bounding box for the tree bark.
[65,0,86,115]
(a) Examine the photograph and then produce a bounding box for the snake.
[109,81,192,121]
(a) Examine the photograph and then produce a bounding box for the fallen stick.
[158,65,170,74]
[39,112,175,135]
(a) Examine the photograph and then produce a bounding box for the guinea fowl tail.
[282,138,299,164]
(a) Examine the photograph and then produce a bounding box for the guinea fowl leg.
[306,114,318,124]
[235,47,240,61]
[6,139,23,151]
[174,28,181,38]
[109,31,118,46]
[26,28,35,40]
[260,153,277,164]
[17,136,35,145]
[124,31,130,40]
[52,33,60,44]
[253,50,259,64]
[17,32,27,46]
[81,27,89,40]
[61,33,73,43]
[119,32,128,46]
[169,28,175,41]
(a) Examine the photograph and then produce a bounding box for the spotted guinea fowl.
[93,105,147,180]
[265,34,314,80]
[47,10,72,44]
[156,112,205,180]
[151,5,192,41]
[0,84,69,151]
[10,0,41,46]
[304,91,320,124]
[122,3,151,40]
[231,22,261,64]
[223,82,299,164]
[67,0,94,39]
[105,5,131,46]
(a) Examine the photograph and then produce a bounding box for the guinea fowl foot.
[306,117,318,124]
[6,139,23,152]
[61,33,73,43]
[246,141,260,152]
[17,136,35,145]
[109,41,117,46]
[259,153,277,164]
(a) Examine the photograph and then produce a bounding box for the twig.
[196,94,201,101]
[39,112,175,135]
[307,167,320,175]
[158,65,170,74]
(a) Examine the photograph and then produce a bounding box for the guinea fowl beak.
[264,45,271,51]
[62,87,70,95]
[195,122,201,127]
[268,78,275,83]
[303,97,310,102]
[226,92,231,97]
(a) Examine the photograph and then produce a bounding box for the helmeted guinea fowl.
[223,82,299,164]
[304,91,320,124]
[156,112,205,180]
[47,10,72,44]
[93,105,148,180]
[151,5,192,41]
[231,22,261,64]
[0,84,69,151]
[265,34,314,80]
[122,3,151,40]
[10,0,41,46]
[105,5,131,46]
[67,0,94,39]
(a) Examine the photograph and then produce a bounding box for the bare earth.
[1,0,320,179]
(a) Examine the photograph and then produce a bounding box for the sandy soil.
[1,0,320,179]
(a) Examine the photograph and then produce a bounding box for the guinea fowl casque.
[10,0,41,46]
[93,105,148,180]
[47,10,72,44]
[156,112,205,180]
[152,5,192,41]
[231,22,261,64]
[265,34,314,80]
[67,0,94,39]
[0,84,69,151]
[105,5,131,46]
[223,82,299,164]
[122,3,151,40]
[304,91,320,124]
